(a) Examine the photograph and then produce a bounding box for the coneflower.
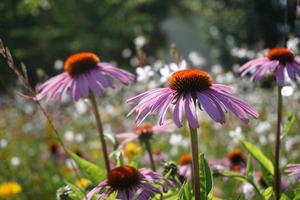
[86,165,174,200]
[36,52,135,174]
[127,68,258,200]
[240,47,300,199]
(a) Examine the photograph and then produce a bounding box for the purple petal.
[86,73,103,97]
[275,65,285,87]
[86,181,109,200]
[240,57,269,74]
[173,95,184,127]
[98,62,135,85]
[184,94,199,129]
[157,94,173,125]
[197,91,225,123]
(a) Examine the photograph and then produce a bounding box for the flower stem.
[89,92,111,174]
[189,126,201,200]
[144,139,156,171]
[274,86,282,200]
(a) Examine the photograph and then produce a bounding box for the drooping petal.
[208,85,258,123]
[275,64,285,87]
[157,93,174,125]
[184,94,199,129]
[240,57,269,75]
[98,63,135,85]
[86,181,109,200]
[197,91,225,123]
[173,95,184,128]
[210,85,259,119]
[286,62,297,80]
[251,61,279,83]
[86,72,103,97]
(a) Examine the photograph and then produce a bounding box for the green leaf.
[246,155,254,178]
[67,150,105,184]
[294,188,300,200]
[178,181,192,200]
[262,187,273,200]
[220,170,264,199]
[281,114,296,139]
[280,193,291,200]
[208,193,223,200]
[220,170,248,182]
[260,165,273,186]
[239,138,274,176]
[199,153,213,200]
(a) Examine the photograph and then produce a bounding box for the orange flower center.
[135,124,153,142]
[168,69,212,93]
[179,153,192,166]
[267,48,294,62]
[108,165,140,189]
[64,52,100,76]
[227,147,244,165]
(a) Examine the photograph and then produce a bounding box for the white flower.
[136,66,154,82]
[122,48,132,58]
[75,133,85,143]
[188,51,206,66]
[159,60,187,83]
[54,59,64,71]
[75,100,88,115]
[281,86,294,97]
[169,134,183,146]
[287,37,300,54]
[255,121,271,133]
[64,131,75,142]
[134,36,146,48]
[11,157,21,166]
[229,127,243,138]
[0,139,8,149]
[242,183,255,198]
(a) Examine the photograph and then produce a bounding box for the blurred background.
[0,0,300,199]
[1,0,299,92]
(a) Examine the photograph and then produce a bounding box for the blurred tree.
[0,0,298,91]
[162,0,297,69]
[0,0,188,91]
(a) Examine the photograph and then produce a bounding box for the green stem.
[189,126,201,200]
[89,92,111,174]
[144,139,156,171]
[274,86,282,200]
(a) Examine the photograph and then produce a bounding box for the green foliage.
[262,187,273,200]
[64,182,86,200]
[280,193,291,200]
[178,182,193,200]
[68,150,105,184]
[0,0,188,90]
[239,138,274,176]
[246,155,254,178]
[199,153,213,200]
[282,114,296,139]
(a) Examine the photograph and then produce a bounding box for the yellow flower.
[0,182,22,198]
[75,178,91,189]
[123,142,141,159]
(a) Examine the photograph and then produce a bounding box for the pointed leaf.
[281,114,296,139]
[262,187,273,200]
[178,181,192,200]
[68,150,105,184]
[239,138,274,176]
[199,153,213,200]
[246,155,254,178]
